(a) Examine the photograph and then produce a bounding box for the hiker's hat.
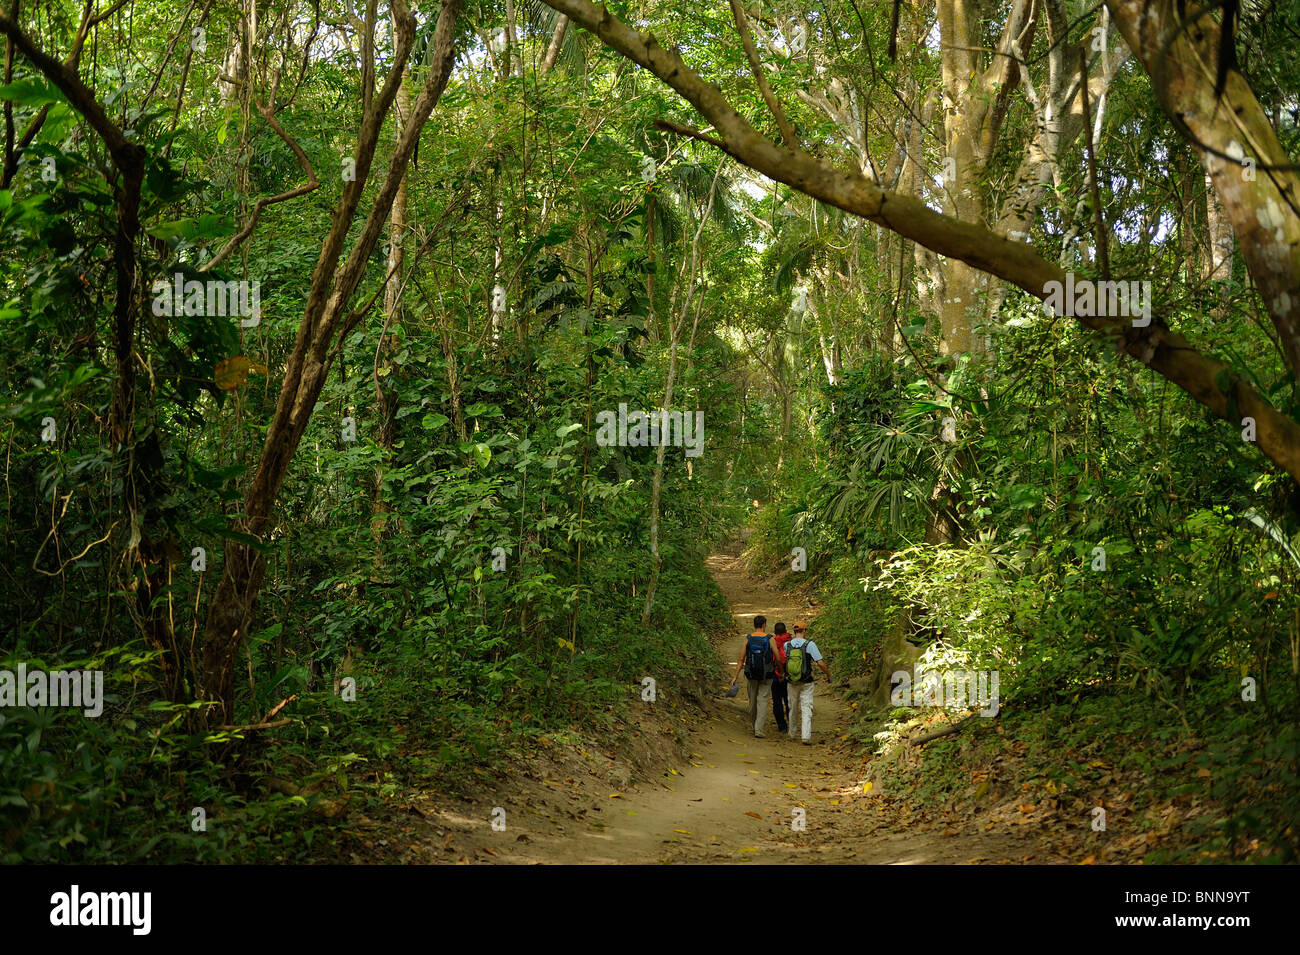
[793,620,807,632]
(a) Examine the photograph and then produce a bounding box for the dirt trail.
[416,546,1047,864]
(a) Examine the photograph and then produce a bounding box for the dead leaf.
[215,355,267,390]
[744,811,763,819]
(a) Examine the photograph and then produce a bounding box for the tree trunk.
[1107,0,1300,384]
[198,0,463,726]
[535,0,1300,484]
[643,169,719,625]
[542,14,569,73]
[372,30,412,548]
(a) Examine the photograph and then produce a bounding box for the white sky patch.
[738,175,772,200]
[924,18,941,51]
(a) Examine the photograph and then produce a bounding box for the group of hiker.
[729,615,832,743]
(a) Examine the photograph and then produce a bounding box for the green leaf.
[147,219,194,240]
[421,413,450,430]
[146,214,235,241]
[910,400,952,414]
[193,515,272,554]
[0,79,67,108]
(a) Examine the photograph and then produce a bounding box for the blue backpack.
[744,634,773,680]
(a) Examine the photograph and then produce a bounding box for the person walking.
[730,615,777,738]
[784,622,832,745]
[770,622,792,734]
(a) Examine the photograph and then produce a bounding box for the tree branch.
[541,0,1300,487]
[0,8,141,170]
[728,0,798,149]
[201,102,320,272]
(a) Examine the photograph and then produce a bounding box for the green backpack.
[786,638,815,684]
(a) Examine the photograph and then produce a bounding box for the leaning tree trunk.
[1106,0,1300,385]
[372,19,412,551]
[198,0,463,726]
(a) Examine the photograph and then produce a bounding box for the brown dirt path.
[410,544,1057,864]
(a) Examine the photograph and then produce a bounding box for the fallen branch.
[214,717,292,733]
[909,712,981,746]
[261,693,297,723]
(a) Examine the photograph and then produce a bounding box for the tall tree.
[199,0,463,724]
[536,0,1300,488]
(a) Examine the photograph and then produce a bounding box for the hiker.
[730,614,777,738]
[770,621,791,734]
[784,622,832,745]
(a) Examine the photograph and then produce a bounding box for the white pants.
[788,682,814,741]
[747,679,772,734]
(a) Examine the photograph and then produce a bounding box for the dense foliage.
[1,0,1296,863]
